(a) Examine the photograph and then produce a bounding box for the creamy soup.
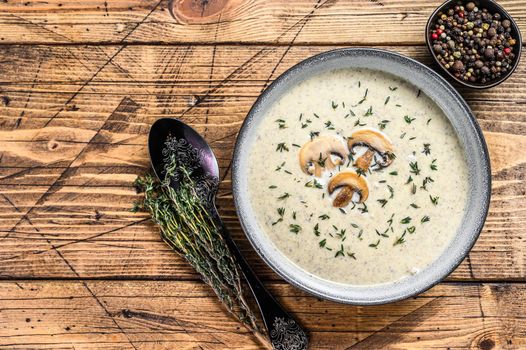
[247,68,469,285]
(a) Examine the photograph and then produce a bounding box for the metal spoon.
[148,118,309,350]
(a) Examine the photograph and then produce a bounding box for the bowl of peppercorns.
[426,0,522,89]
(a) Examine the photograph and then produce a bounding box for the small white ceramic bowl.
[232,48,491,305]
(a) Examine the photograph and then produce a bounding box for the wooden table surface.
[0,0,525,349]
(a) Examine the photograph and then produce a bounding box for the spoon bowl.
[148,118,219,184]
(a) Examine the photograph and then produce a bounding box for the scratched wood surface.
[0,0,525,349]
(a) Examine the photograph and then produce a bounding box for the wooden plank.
[0,281,524,349]
[0,0,525,45]
[0,44,524,281]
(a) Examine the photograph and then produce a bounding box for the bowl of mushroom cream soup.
[232,49,491,304]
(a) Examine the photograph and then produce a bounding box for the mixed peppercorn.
[429,1,518,85]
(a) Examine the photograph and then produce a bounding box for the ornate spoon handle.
[220,223,309,350]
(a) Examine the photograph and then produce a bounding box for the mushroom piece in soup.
[247,68,468,285]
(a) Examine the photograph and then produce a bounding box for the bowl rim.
[231,47,491,305]
[425,0,523,89]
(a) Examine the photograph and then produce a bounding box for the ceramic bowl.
[425,0,522,89]
[232,48,491,305]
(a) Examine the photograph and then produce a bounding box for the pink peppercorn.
[504,47,511,55]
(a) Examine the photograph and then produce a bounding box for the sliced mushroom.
[299,136,348,177]
[347,128,394,171]
[327,171,369,208]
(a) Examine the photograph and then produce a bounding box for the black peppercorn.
[452,60,464,72]
[483,47,494,59]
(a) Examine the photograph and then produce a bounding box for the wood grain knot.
[47,140,60,151]
[478,338,495,350]
[169,0,237,24]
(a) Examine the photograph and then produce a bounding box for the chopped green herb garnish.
[389,86,398,91]
[278,193,290,200]
[319,239,327,248]
[400,216,412,224]
[268,185,277,189]
[375,228,389,238]
[347,252,357,260]
[271,219,282,226]
[358,203,368,213]
[292,143,301,148]
[354,118,366,127]
[275,162,285,171]
[314,223,320,236]
[406,175,413,184]
[410,203,420,208]
[430,159,438,171]
[357,229,364,240]
[309,131,320,140]
[409,161,420,175]
[378,120,390,129]
[387,214,394,226]
[404,115,416,124]
[407,226,416,234]
[369,239,380,249]
[420,176,434,190]
[356,168,367,177]
[421,215,430,223]
[400,132,406,139]
[377,199,388,208]
[325,120,335,130]
[430,195,439,205]
[389,171,398,176]
[319,214,330,220]
[387,184,394,199]
[394,230,407,246]
[275,119,287,129]
[426,118,432,125]
[317,153,327,167]
[289,224,301,234]
[422,143,431,155]
[384,96,390,105]
[272,208,285,226]
[331,101,338,109]
[305,179,323,189]
[364,106,373,116]
[276,142,289,152]
[335,244,345,258]
[354,88,368,106]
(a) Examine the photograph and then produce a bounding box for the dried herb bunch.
[133,151,262,338]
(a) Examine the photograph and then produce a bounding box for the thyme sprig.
[133,155,262,339]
